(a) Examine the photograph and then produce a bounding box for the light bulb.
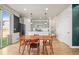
[24,8,27,11]
[45,8,48,11]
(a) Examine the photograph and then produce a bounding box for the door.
[2,10,10,47]
[72,4,79,46]
[0,9,2,48]
[0,8,11,48]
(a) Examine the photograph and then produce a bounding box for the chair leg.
[37,48,39,55]
[22,44,26,55]
[50,45,54,54]
[45,45,48,55]
[27,44,29,54]
[37,43,40,55]
[43,40,44,54]
[19,44,21,53]
[19,45,20,53]
[28,44,31,55]
[43,40,46,55]
[49,40,54,55]
[43,40,48,55]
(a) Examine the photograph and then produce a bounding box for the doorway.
[0,8,11,48]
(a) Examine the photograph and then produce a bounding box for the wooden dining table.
[20,35,55,54]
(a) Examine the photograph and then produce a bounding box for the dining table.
[20,35,55,55]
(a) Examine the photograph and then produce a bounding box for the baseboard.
[70,46,79,48]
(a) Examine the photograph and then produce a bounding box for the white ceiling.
[8,4,70,19]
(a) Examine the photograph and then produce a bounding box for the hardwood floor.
[0,39,79,55]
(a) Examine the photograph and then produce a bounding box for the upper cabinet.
[14,15,20,33]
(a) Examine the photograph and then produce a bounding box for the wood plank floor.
[0,39,79,55]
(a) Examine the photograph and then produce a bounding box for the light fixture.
[44,8,48,16]
[24,8,27,11]
[45,8,48,11]
[30,22,32,24]
[44,23,47,24]
[40,17,42,19]
[44,8,48,20]
[30,12,32,19]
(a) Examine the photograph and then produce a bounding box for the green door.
[72,4,79,46]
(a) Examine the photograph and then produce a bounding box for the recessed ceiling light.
[31,22,32,24]
[40,17,42,19]
[45,8,48,11]
[44,23,47,24]
[24,8,27,11]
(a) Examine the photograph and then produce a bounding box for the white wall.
[24,17,31,35]
[53,5,72,47]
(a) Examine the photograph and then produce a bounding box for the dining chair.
[19,35,28,54]
[29,34,40,55]
[43,35,54,55]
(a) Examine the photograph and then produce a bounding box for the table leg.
[28,40,31,55]
[37,41,40,55]
[19,44,21,53]
[22,44,26,55]
[43,40,44,54]
[49,40,54,54]
[45,45,48,55]
[43,40,46,54]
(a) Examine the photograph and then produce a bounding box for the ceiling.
[7,4,70,20]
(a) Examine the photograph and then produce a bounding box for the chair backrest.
[30,34,39,42]
[42,35,52,40]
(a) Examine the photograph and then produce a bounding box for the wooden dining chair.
[43,35,54,55]
[29,34,40,55]
[19,35,28,54]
